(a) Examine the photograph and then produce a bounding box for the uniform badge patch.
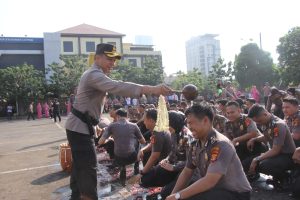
[273,127,279,137]
[210,146,220,163]
[150,135,156,144]
[245,118,251,127]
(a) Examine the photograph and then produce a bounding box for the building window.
[128,59,137,67]
[86,41,95,52]
[63,41,73,52]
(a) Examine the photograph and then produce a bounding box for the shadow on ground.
[31,171,69,185]
[17,138,66,151]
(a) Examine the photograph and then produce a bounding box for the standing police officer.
[65,43,173,200]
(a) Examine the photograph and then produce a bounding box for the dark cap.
[96,43,121,60]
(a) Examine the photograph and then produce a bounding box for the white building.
[43,23,125,79]
[122,43,162,68]
[186,34,221,76]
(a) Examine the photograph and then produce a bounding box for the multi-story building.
[44,23,125,79]
[122,43,162,68]
[0,37,44,71]
[0,24,162,77]
[186,34,221,76]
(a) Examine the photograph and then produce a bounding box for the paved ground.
[0,117,296,200]
[0,117,69,200]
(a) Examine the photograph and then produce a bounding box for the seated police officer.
[283,97,300,147]
[165,104,251,200]
[140,110,192,188]
[247,104,296,189]
[98,108,146,186]
[224,101,266,173]
[137,108,172,183]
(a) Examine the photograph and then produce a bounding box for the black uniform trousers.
[161,180,250,200]
[257,153,294,182]
[53,110,61,122]
[27,112,35,120]
[236,141,268,172]
[140,165,179,188]
[291,164,300,198]
[99,139,114,159]
[66,130,98,200]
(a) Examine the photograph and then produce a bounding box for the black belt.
[71,108,99,137]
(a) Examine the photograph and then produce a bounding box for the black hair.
[283,97,299,106]
[235,98,244,108]
[270,87,280,96]
[185,103,214,122]
[217,99,228,106]
[169,111,186,144]
[139,104,146,109]
[246,98,256,104]
[287,87,296,96]
[115,108,128,117]
[248,104,266,118]
[145,108,157,121]
[170,103,177,107]
[113,104,123,110]
[209,100,215,105]
[180,101,187,106]
[226,101,240,108]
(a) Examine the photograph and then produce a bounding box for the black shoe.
[248,173,260,183]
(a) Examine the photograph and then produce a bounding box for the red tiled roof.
[58,23,125,36]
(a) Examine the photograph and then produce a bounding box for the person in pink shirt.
[251,85,260,103]
[66,99,72,115]
[43,102,49,118]
[37,102,42,119]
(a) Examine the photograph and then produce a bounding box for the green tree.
[234,43,277,89]
[208,58,233,88]
[171,69,204,91]
[0,64,45,115]
[277,27,300,86]
[47,55,89,96]
[110,56,164,85]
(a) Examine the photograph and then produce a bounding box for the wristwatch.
[175,192,181,200]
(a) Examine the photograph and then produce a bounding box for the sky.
[1,0,300,75]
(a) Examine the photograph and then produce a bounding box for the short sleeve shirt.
[261,115,296,154]
[286,111,300,139]
[151,131,172,162]
[225,114,258,139]
[185,130,252,193]
[101,119,143,157]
